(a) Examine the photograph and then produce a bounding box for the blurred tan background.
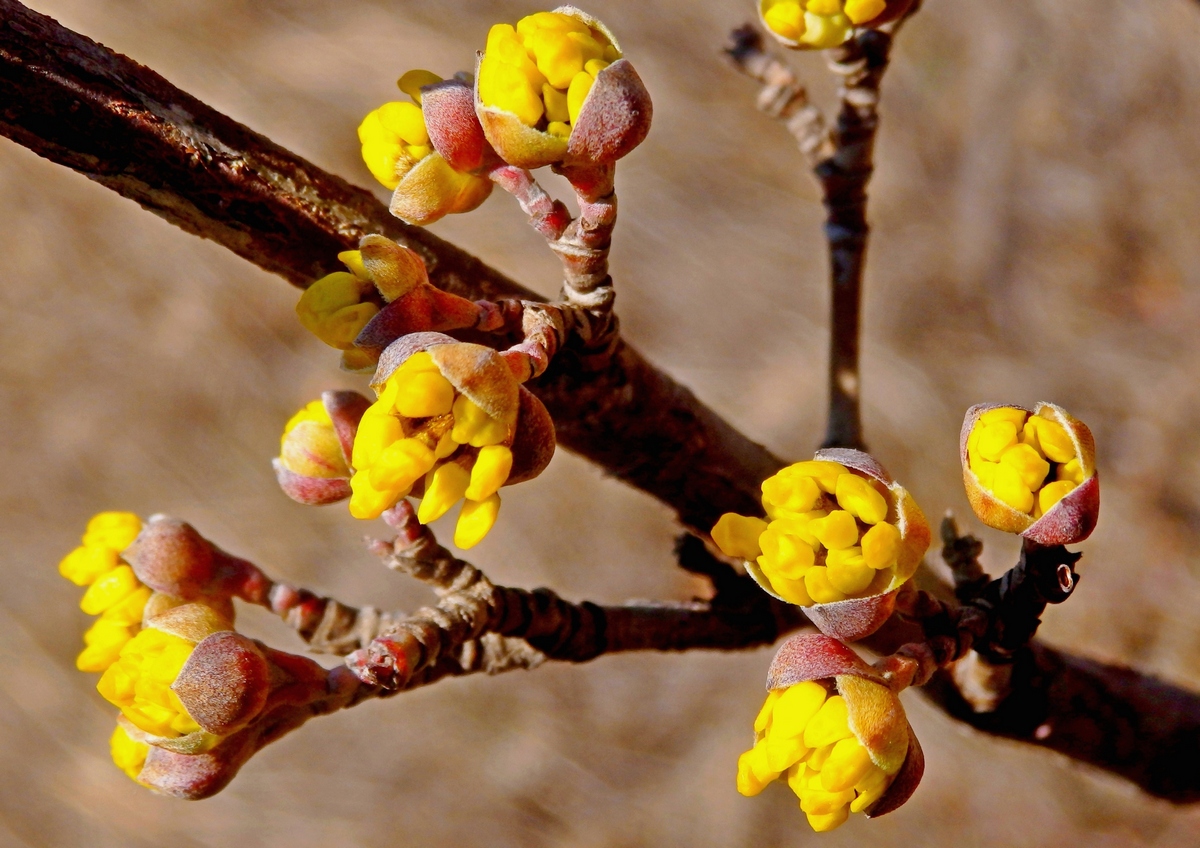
[3,0,1200,845]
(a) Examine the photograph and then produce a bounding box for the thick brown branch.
[0,0,780,532]
[923,644,1200,804]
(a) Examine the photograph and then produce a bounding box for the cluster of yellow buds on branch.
[712,448,929,641]
[962,402,1099,546]
[476,7,651,169]
[759,0,913,50]
[738,633,923,832]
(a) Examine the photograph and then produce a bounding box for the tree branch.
[0,0,781,533]
[3,0,1199,803]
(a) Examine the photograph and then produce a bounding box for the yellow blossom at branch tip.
[295,270,379,351]
[967,406,1081,517]
[738,679,900,832]
[761,0,892,49]
[479,11,620,134]
[348,347,518,547]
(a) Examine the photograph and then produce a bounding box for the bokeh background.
[3,0,1200,845]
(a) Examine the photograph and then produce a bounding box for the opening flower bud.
[961,402,1099,545]
[96,605,269,754]
[348,333,555,548]
[359,71,493,225]
[712,449,929,641]
[274,392,370,506]
[476,7,651,168]
[736,633,924,831]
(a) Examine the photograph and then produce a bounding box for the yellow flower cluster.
[967,407,1082,518]
[479,11,621,137]
[97,627,202,739]
[358,70,442,189]
[59,512,152,673]
[712,460,902,606]
[761,0,888,48]
[738,681,895,832]
[349,352,514,548]
[295,249,378,355]
[279,399,350,479]
[110,725,150,782]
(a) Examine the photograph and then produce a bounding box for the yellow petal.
[454,494,501,549]
[418,462,471,524]
[804,807,850,833]
[369,438,437,492]
[1038,480,1076,514]
[82,512,143,551]
[753,689,783,734]
[804,566,846,604]
[464,445,513,502]
[566,71,594,126]
[810,510,858,550]
[977,420,1019,462]
[835,473,888,525]
[803,695,853,748]
[818,737,874,792]
[80,565,141,616]
[999,443,1050,491]
[860,522,900,570]
[844,0,887,25]
[351,410,404,470]
[1035,416,1076,463]
[770,681,827,739]
[712,513,768,560]
[758,527,817,579]
[762,473,821,516]
[825,552,874,595]
[395,371,456,418]
[59,544,119,586]
[110,726,149,781]
[398,69,443,103]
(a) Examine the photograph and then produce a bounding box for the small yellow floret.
[762,473,821,516]
[860,521,900,570]
[991,464,1034,513]
[1059,458,1085,486]
[451,395,509,447]
[803,695,853,748]
[844,0,888,25]
[110,726,150,782]
[825,549,874,595]
[1038,480,1076,514]
[369,438,437,492]
[977,420,1019,462]
[295,271,378,350]
[763,1,805,41]
[804,566,845,604]
[835,474,888,525]
[418,462,471,524]
[464,445,514,502]
[398,69,443,103]
[80,565,142,616]
[810,510,858,550]
[784,461,846,494]
[455,494,501,549]
[59,544,119,586]
[759,527,817,578]
[999,443,1050,491]
[82,512,143,551]
[1033,415,1076,464]
[712,513,769,560]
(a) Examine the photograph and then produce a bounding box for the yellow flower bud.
[761,0,902,50]
[963,403,1098,544]
[295,271,378,350]
[739,636,923,832]
[348,337,552,546]
[860,521,900,570]
[98,627,204,738]
[398,69,443,103]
